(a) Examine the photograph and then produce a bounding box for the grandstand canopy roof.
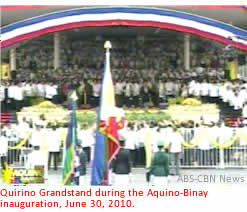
[1,6,247,51]
[2,6,247,29]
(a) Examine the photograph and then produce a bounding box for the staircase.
[0,112,18,125]
[225,116,244,127]
[219,102,243,127]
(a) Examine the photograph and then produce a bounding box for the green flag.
[62,92,78,185]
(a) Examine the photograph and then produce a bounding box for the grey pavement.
[1,168,247,186]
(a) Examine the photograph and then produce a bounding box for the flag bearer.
[112,136,132,186]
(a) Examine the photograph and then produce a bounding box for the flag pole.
[103,41,112,186]
[61,91,78,185]
[91,41,123,186]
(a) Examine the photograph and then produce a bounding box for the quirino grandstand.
[1,6,247,185]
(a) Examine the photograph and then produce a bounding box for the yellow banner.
[180,129,247,149]
[8,132,32,150]
[228,59,238,80]
[181,129,206,149]
[1,63,11,80]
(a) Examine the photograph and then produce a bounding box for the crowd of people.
[1,33,247,185]
[1,36,246,110]
[1,116,247,178]
[1,74,247,118]
[186,79,247,118]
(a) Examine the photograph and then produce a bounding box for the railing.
[177,127,247,168]
[181,146,247,168]
[3,127,247,170]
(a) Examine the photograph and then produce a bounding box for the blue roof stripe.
[2,7,247,38]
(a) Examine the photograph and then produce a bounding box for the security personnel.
[150,140,169,186]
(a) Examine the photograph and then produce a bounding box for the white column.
[54,32,61,69]
[10,48,17,70]
[184,34,190,70]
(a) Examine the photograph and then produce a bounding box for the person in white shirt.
[15,83,24,101]
[30,125,43,147]
[47,126,61,170]
[188,80,196,97]
[37,82,45,97]
[0,130,8,169]
[226,87,235,107]
[219,83,228,106]
[26,145,48,180]
[200,80,209,103]
[242,102,247,121]
[32,83,39,96]
[7,83,16,110]
[35,114,47,129]
[196,66,204,76]
[208,81,219,103]
[0,84,5,102]
[135,123,146,166]
[91,79,100,107]
[4,123,19,165]
[115,80,124,107]
[8,83,15,100]
[193,80,201,97]
[173,80,181,97]
[197,123,216,166]
[124,123,137,167]
[232,91,243,115]
[132,81,140,108]
[239,87,247,105]
[45,83,57,100]
[150,127,164,153]
[78,125,94,162]
[181,83,188,97]
[124,82,132,108]
[165,80,174,98]
[24,82,32,97]
[168,127,183,175]
[13,83,24,111]
[217,68,225,80]
[17,120,30,143]
[158,79,165,99]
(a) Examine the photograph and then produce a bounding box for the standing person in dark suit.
[140,81,151,108]
[112,136,132,186]
[84,79,93,106]
[150,140,169,186]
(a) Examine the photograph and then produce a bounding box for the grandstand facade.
[1,5,247,175]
